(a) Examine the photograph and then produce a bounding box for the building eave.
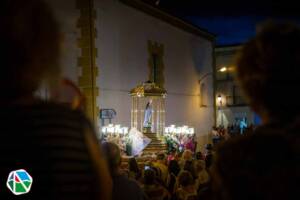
[119,0,216,42]
[215,44,242,56]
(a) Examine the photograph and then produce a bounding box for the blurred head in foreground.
[0,0,60,101]
[211,22,300,200]
[236,22,300,123]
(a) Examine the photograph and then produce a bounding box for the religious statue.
[143,100,153,129]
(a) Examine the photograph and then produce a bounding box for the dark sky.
[143,0,300,45]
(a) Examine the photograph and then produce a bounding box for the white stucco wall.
[47,0,215,149]
[46,0,80,83]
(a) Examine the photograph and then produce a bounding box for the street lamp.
[219,67,227,72]
[217,94,222,107]
[198,67,228,84]
[217,94,224,126]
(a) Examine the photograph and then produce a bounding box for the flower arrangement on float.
[164,125,196,153]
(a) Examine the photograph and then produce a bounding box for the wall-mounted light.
[217,94,222,107]
[219,67,227,72]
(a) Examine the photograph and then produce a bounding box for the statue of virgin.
[143,100,153,128]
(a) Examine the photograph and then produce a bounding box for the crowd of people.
[211,123,256,145]
[0,0,298,199]
[104,142,213,200]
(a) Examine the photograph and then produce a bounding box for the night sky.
[184,15,300,45]
[184,16,261,46]
[143,0,300,46]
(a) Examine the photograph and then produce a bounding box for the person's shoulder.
[115,174,141,188]
[122,176,147,198]
[35,101,85,115]
[216,123,299,166]
[0,101,91,126]
[152,162,160,168]
[33,101,91,123]
[175,188,186,198]
[113,175,146,200]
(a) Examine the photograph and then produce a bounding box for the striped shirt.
[0,102,100,200]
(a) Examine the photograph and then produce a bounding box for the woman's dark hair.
[168,160,180,176]
[178,171,194,187]
[157,153,166,161]
[151,166,161,179]
[144,169,156,185]
[128,157,141,179]
[196,151,203,160]
[205,144,213,150]
[184,160,198,180]
[128,158,139,172]
[145,102,150,109]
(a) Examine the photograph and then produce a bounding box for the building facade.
[215,45,258,128]
[45,0,216,150]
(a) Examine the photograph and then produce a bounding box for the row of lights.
[101,124,195,135]
[101,124,129,135]
[164,125,195,135]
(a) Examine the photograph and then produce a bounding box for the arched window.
[148,41,165,88]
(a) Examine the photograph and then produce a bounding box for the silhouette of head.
[236,22,300,123]
[0,0,60,99]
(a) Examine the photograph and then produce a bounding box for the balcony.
[226,95,247,107]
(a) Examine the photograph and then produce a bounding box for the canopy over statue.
[130,81,166,135]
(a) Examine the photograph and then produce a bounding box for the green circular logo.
[7,169,33,195]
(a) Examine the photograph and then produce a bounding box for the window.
[152,54,158,83]
[148,41,165,88]
[226,85,247,106]
[200,83,207,107]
